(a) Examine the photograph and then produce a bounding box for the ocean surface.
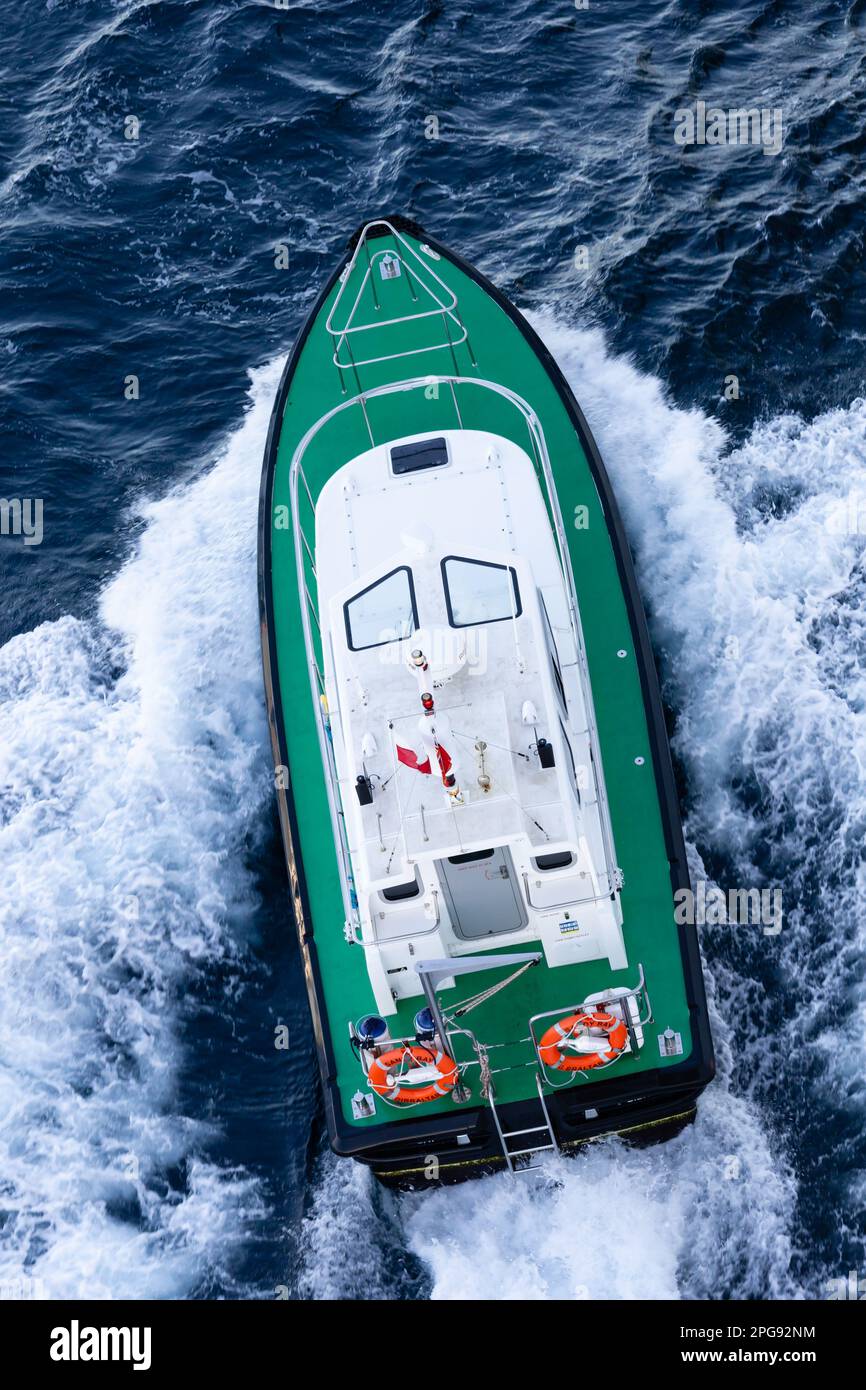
[1,0,865,1300]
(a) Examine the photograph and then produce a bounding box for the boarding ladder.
[461,964,652,1174]
[488,1072,560,1175]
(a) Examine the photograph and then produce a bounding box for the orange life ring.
[538,1010,628,1072]
[367,1045,458,1104]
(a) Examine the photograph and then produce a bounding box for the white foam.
[0,357,282,1299]
[300,317,866,1301]
[6,310,861,1300]
[299,1055,799,1302]
[296,1154,416,1301]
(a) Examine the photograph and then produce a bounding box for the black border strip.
[258,215,714,1161]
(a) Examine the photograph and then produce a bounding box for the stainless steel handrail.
[325,219,469,371]
[521,865,613,913]
[528,963,653,1088]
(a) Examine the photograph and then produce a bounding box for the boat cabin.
[314,427,627,1017]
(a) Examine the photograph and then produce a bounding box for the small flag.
[396,744,432,775]
[434,743,452,777]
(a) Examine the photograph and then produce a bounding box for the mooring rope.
[477,1041,493,1098]
[450,959,537,1019]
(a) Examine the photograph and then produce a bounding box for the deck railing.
[325,218,473,378]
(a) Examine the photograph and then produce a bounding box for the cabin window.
[441,556,521,628]
[533,851,575,871]
[380,875,421,902]
[344,566,418,651]
[540,594,567,711]
[559,717,580,803]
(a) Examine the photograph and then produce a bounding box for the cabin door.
[438,846,527,940]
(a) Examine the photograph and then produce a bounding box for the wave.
[299,316,866,1301]
[4,311,863,1300]
[0,357,282,1299]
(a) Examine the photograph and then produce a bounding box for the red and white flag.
[395,723,453,780]
[395,743,432,775]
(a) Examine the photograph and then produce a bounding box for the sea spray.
[0,360,283,1298]
[529,313,866,1288]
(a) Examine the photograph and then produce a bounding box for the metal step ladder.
[488,1072,560,1174]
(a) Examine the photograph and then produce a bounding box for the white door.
[438,847,527,940]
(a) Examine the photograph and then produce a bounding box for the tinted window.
[540,594,567,709]
[391,437,448,475]
[534,851,575,871]
[442,556,521,628]
[344,567,418,651]
[381,878,421,902]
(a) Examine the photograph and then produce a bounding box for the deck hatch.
[534,851,575,871]
[437,845,528,940]
[390,436,449,475]
[380,875,421,902]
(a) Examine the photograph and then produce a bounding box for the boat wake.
[537,316,866,1291]
[298,314,866,1301]
[298,979,798,1301]
[0,361,283,1299]
[2,316,863,1300]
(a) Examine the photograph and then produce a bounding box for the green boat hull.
[259,217,713,1186]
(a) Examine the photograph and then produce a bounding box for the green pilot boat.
[258,217,714,1185]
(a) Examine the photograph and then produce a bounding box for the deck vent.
[390,436,448,476]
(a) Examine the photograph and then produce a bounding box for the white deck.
[312,427,627,1015]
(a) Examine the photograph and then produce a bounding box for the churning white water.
[3,315,864,1300]
[0,360,283,1299]
[299,316,866,1301]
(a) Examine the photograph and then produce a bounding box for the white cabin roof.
[314,430,588,893]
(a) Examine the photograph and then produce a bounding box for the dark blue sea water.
[1,0,865,1300]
